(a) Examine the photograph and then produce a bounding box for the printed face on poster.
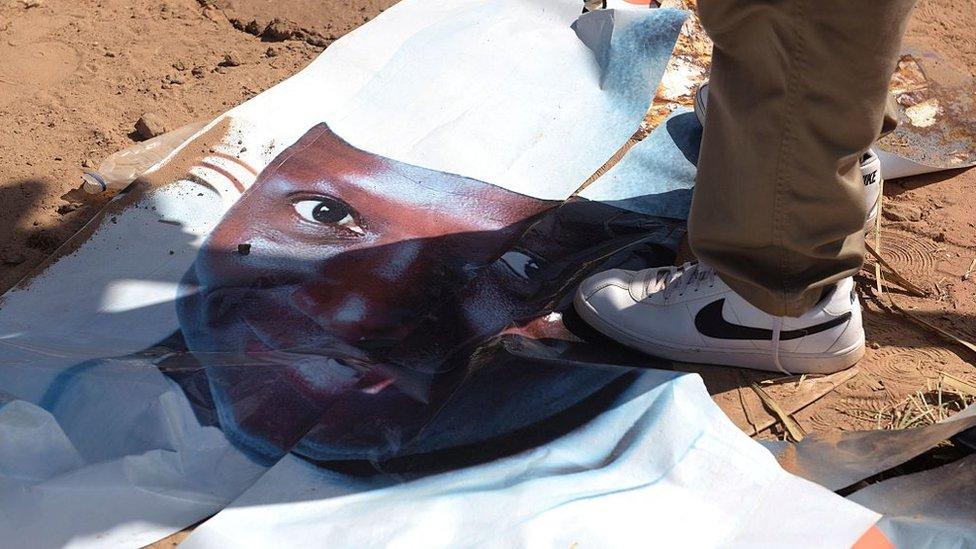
[168,122,677,468]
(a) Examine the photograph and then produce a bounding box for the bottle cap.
[81,171,108,194]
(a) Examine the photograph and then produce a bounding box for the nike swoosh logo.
[694,299,851,341]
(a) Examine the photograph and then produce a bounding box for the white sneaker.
[694,83,881,231]
[574,262,864,374]
[860,148,882,230]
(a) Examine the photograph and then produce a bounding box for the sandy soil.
[0,0,396,292]
[0,0,973,441]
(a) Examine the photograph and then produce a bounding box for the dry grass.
[852,198,976,432]
[845,373,976,431]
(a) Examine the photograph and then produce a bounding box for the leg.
[575,0,917,373]
[690,0,917,316]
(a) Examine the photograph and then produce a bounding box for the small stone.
[237,243,251,255]
[265,46,279,58]
[868,342,880,350]
[81,158,93,168]
[219,52,242,67]
[172,60,187,72]
[135,113,167,140]
[262,18,299,42]
[882,202,922,223]
[244,19,268,36]
[191,66,206,78]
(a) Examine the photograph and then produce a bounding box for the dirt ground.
[0,0,974,445]
[0,0,397,292]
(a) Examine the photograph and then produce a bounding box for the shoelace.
[646,262,793,375]
[646,262,718,301]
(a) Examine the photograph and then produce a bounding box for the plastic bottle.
[81,120,209,194]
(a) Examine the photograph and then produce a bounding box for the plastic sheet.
[876,41,976,178]
[767,406,976,492]
[0,0,901,546]
[182,371,879,548]
[849,454,976,547]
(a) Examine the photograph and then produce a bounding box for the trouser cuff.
[717,272,823,318]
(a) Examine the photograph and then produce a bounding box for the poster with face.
[179,124,696,467]
[0,1,884,547]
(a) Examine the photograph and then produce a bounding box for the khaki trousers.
[689,0,917,316]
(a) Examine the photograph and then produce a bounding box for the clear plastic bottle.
[81,120,209,194]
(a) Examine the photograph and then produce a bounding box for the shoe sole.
[574,290,864,374]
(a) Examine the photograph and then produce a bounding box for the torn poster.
[0,0,889,547]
